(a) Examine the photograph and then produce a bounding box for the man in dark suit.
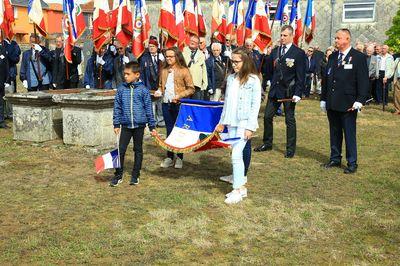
[83,45,114,89]
[140,38,165,127]
[113,41,136,87]
[51,35,82,89]
[320,28,369,174]
[304,47,316,97]
[254,25,306,158]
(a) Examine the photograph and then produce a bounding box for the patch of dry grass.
[0,99,399,264]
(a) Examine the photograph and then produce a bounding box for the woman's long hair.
[232,47,258,85]
[162,47,188,69]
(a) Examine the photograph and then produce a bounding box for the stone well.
[5,89,85,142]
[57,90,116,148]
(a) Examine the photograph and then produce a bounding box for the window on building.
[343,0,376,22]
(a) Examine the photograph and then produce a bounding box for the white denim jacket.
[219,74,262,132]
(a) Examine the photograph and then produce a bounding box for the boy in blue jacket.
[111,62,156,186]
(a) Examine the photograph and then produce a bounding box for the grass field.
[0,98,399,264]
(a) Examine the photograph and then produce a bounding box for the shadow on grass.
[273,145,329,164]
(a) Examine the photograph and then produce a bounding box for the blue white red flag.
[0,0,14,39]
[132,0,150,57]
[63,0,86,63]
[28,0,47,36]
[290,0,302,46]
[211,0,226,43]
[159,0,185,49]
[244,0,271,51]
[115,0,134,47]
[304,0,315,44]
[153,99,234,153]
[95,149,121,174]
[275,0,289,26]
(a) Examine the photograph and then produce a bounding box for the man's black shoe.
[323,161,341,169]
[254,144,272,152]
[284,152,294,158]
[344,165,357,174]
[129,177,139,185]
[110,177,123,187]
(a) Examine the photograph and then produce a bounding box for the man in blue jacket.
[304,47,317,98]
[20,34,53,91]
[84,45,114,89]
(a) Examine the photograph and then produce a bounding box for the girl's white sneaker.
[224,190,243,204]
[225,187,247,198]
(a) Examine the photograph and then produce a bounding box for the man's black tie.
[280,45,287,59]
[338,52,343,67]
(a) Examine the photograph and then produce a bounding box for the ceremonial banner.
[290,0,302,46]
[304,0,315,44]
[28,0,47,36]
[0,0,14,39]
[275,0,289,26]
[211,0,226,43]
[159,0,185,49]
[63,0,85,63]
[115,0,133,47]
[93,0,110,51]
[132,0,150,58]
[153,99,232,153]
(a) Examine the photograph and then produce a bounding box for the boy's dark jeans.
[114,126,145,179]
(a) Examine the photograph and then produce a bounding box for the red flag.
[115,0,133,47]
[0,0,14,39]
[93,0,110,51]
[132,0,150,58]
[211,0,226,43]
[159,0,185,49]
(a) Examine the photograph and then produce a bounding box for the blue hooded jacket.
[113,81,156,130]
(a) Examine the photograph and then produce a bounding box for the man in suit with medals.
[254,25,306,158]
[320,28,369,174]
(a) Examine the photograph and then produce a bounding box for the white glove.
[96,55,105,65]
[4,83,10,88]
[123,56,130,64]
[23,80,28,89]
[154,90,162,97]
[320,101,326,112]
[352,101,363,111]
[109,45,117,55]
[292,95,301,103]
[53,83,57,88]
[223,50,232,58]
[266,80,271,86]
[34,44,43,52]
[85,85,91,89]
[208,89,214,95]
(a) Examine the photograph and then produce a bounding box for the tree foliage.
[385,5,400,52]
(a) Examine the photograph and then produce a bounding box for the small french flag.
[95,149,121,174]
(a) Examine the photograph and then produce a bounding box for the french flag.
[28,0,47,37]
[275,0,289,26]
[211,0,226,43]
[93,0,110,51]
[290,0,303,46]
[226,0,235,36]
[132,0,151,58]
[253,0,271,51]
[0,0,15,39]
[159,0,185,49]
[95,149,121,174]
[244,0,256,41]
[63,0,86,63]
[232,0,245,46]
[304,0,316,44]
[115,0,133,47]
[184,0,197,36]
[153,99,237,153]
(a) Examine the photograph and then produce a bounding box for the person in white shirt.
[376,45,395,105]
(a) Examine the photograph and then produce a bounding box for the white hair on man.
[211,42,222,50]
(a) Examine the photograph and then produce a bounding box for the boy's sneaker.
[225,187,247,198]
[110,177,122,187]
[174,158,183,169]
[130,177,139,185]
[160,158,174,168]
[219,174,233,184]
[224,190,243,204]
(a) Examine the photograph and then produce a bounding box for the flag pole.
[270,0,282,34]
